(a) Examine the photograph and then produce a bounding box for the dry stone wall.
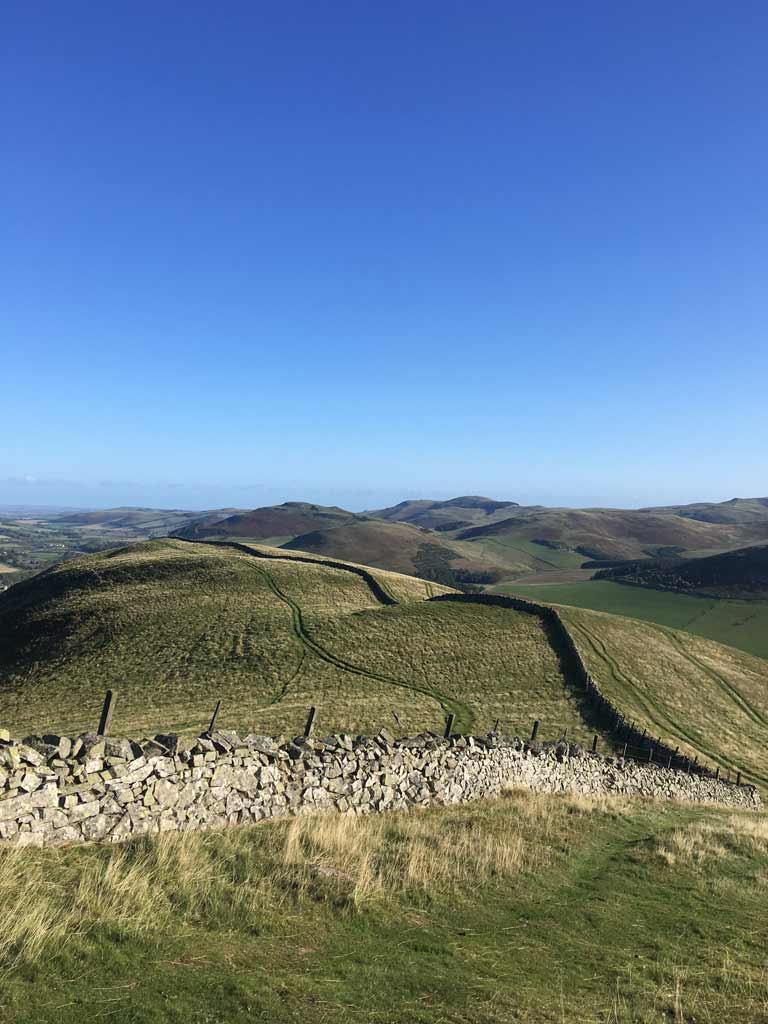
[0,728,760,848]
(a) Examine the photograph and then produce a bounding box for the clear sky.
[3,2,767,511]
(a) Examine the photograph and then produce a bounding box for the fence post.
[591,734,598,753]
[444,713,456,738]
[207,699,222,735]
[667,753,672,769]
[493,718,500,732]
[736,771,741,787]
[530,720,540,741]
[392,711,402,729]
[648,746,654,763]
[304,706,318,739]
[97,689,117,737]
[715,767,720,780]
[622,742,628,758]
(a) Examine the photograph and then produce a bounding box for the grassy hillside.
[368,495,521,530]
[0,539,588,742]
[1,792,767,1023]
[555,605,768,786]
[642,496,768,525]
[458,507,754,561]
[595,543,768,598]
[282,519,503,586]
[494,578,768,659]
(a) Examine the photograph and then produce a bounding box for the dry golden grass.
[0,794,560,970]
[652,812,768,869]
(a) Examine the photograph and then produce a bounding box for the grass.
[492,578,768,660]
[0,791,767,1022]
[559,605,768,787]
[0,539,585,741]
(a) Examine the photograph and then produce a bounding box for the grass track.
[241,553,475,731]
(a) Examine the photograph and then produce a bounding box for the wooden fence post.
[530,720,540,741]
[304,706,318,739]
[736,771,741,787]
[715,767,720,780]
[97,689,117,737]
[444,713,456,738]
[207,699,222,735]
[493,718,500,733]
[392,711,402,729]
[591,734,598,753]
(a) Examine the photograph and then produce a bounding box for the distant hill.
[594,543,768,598]
[172,502,360,542]
[368,496,520,530]
[51,506,243,536]
[170,495,768,589]
[282,519,503,587]
[640,496,768,525]
[455,507,758,561]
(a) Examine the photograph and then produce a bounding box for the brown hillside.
[282,520,501,585]
[173,502,358,541]
[458,508,753,560]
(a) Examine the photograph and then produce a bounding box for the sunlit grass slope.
[1,792,767,1023]
[559,605,768,787]
[0,539,586,741]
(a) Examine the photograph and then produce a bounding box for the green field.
[1,791,767,1023]
[0,539,595,743]
[492,579,768,660]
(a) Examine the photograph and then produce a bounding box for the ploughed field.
[0,539,592,742]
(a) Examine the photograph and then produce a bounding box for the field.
[493,579,768,659]
[0,539,594,743]
[558,606,768,787]
[1,791,767,1023]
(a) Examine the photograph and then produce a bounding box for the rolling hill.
[594,543,768,598]
[641,496,768,525]
[455,507,758,561]
[51,506,243,536]
[282,519,503,584]
[0,538,587,742]
[369,495,521,530]
[171,501,360,543]
[167,495,768,590]
[2,536,767,787]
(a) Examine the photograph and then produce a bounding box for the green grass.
[451,534,586,575]
[558,605,768,788]
[1,791,767,1023]
[0,539,588,742]
[491,579,768,659]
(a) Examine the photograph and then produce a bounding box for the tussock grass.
[1,794,768,1022]
[0,797,552,972]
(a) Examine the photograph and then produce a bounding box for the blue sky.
[3,2,767,511]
